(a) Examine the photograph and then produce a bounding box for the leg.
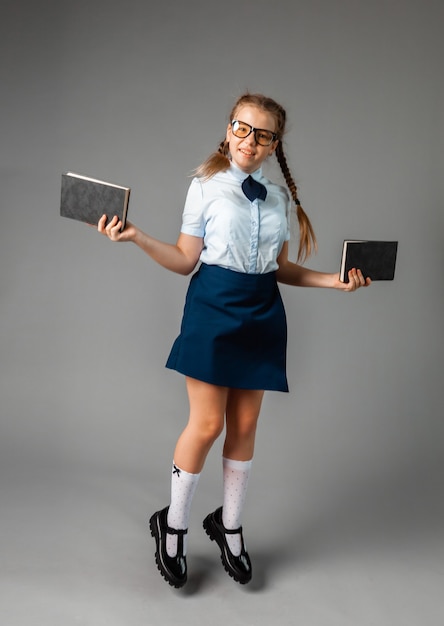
[168,377,228,538]
[203,388,265,584]
[150,378,228,588]
[168,377,228,537]
[173,376,229,473]
[223,388,264,539]
[223,388,265,460]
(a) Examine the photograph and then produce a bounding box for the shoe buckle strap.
[223,526,243,535]
[166,525,188,536]
[166,525,188,556]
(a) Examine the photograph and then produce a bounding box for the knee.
[203,416,225,443]
[227,414,259,441]
[191,413,224,445]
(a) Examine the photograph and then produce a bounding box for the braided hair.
[195,93,317,262]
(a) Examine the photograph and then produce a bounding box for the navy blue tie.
[242,175,267,202]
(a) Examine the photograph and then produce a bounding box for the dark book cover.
[60,172,130,230]
[340,240,398,282]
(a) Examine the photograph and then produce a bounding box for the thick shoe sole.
[203,513,250,585]
[149,513,186,589]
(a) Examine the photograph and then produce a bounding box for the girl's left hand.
[333,268,371,292]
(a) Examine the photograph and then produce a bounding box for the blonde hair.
[195,93,317,262]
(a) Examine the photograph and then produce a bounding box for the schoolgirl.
[98,93,370,588]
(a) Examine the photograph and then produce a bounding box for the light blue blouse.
[180,163,291,274]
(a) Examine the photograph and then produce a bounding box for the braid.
[218,139,229,157]
[276,141,300,205]
[276,141,317,262]
[194,139,230,180]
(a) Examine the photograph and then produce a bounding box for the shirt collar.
[229,161,263,183]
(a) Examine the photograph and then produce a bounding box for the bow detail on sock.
[241,175,267,202]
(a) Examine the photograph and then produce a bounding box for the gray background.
[1,0,443,624]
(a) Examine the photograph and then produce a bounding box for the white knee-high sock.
[166,462,200,557]
[222,457,252,556]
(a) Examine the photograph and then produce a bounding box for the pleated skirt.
[166,263,288,391]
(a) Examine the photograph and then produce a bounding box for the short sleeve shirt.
[180,163,291,274]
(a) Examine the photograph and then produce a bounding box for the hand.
[333,268,371,292]
[97,214,137,242]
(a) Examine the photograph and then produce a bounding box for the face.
[226,105,279,174]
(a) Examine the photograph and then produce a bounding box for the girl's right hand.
[97,214,137,242]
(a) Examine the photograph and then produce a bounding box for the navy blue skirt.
[166,264,288,391]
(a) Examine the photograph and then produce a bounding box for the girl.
[98,93,370,588]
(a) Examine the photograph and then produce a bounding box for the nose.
[244,130,257,145]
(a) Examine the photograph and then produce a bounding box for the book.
[340,240,398,282]
[60,172,130,230]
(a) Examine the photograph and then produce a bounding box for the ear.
[269,139,279,156]
[226,123,232,143]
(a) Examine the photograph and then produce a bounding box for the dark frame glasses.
[231,120,277,146]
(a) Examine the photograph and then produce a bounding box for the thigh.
[173,377,229,472]
[223,389,265,460]
[226,388,265,432]
[185,376,229,429]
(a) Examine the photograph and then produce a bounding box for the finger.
[356,269,366,286]
[105,215,119,234]
[347,269,358,290]
[110,218,123,232]
[98,214,108,233]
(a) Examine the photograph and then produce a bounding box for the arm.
[98,215,203,276]
[276,242,371,291]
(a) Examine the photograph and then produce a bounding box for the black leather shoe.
[203,506,252,584]
[149,507,187,588]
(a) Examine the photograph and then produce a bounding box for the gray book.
[340,240,398,282]
[60,172,130,230]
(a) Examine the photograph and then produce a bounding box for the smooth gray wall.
[1,0,443,525]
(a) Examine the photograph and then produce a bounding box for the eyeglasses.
[231,120,277,147]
